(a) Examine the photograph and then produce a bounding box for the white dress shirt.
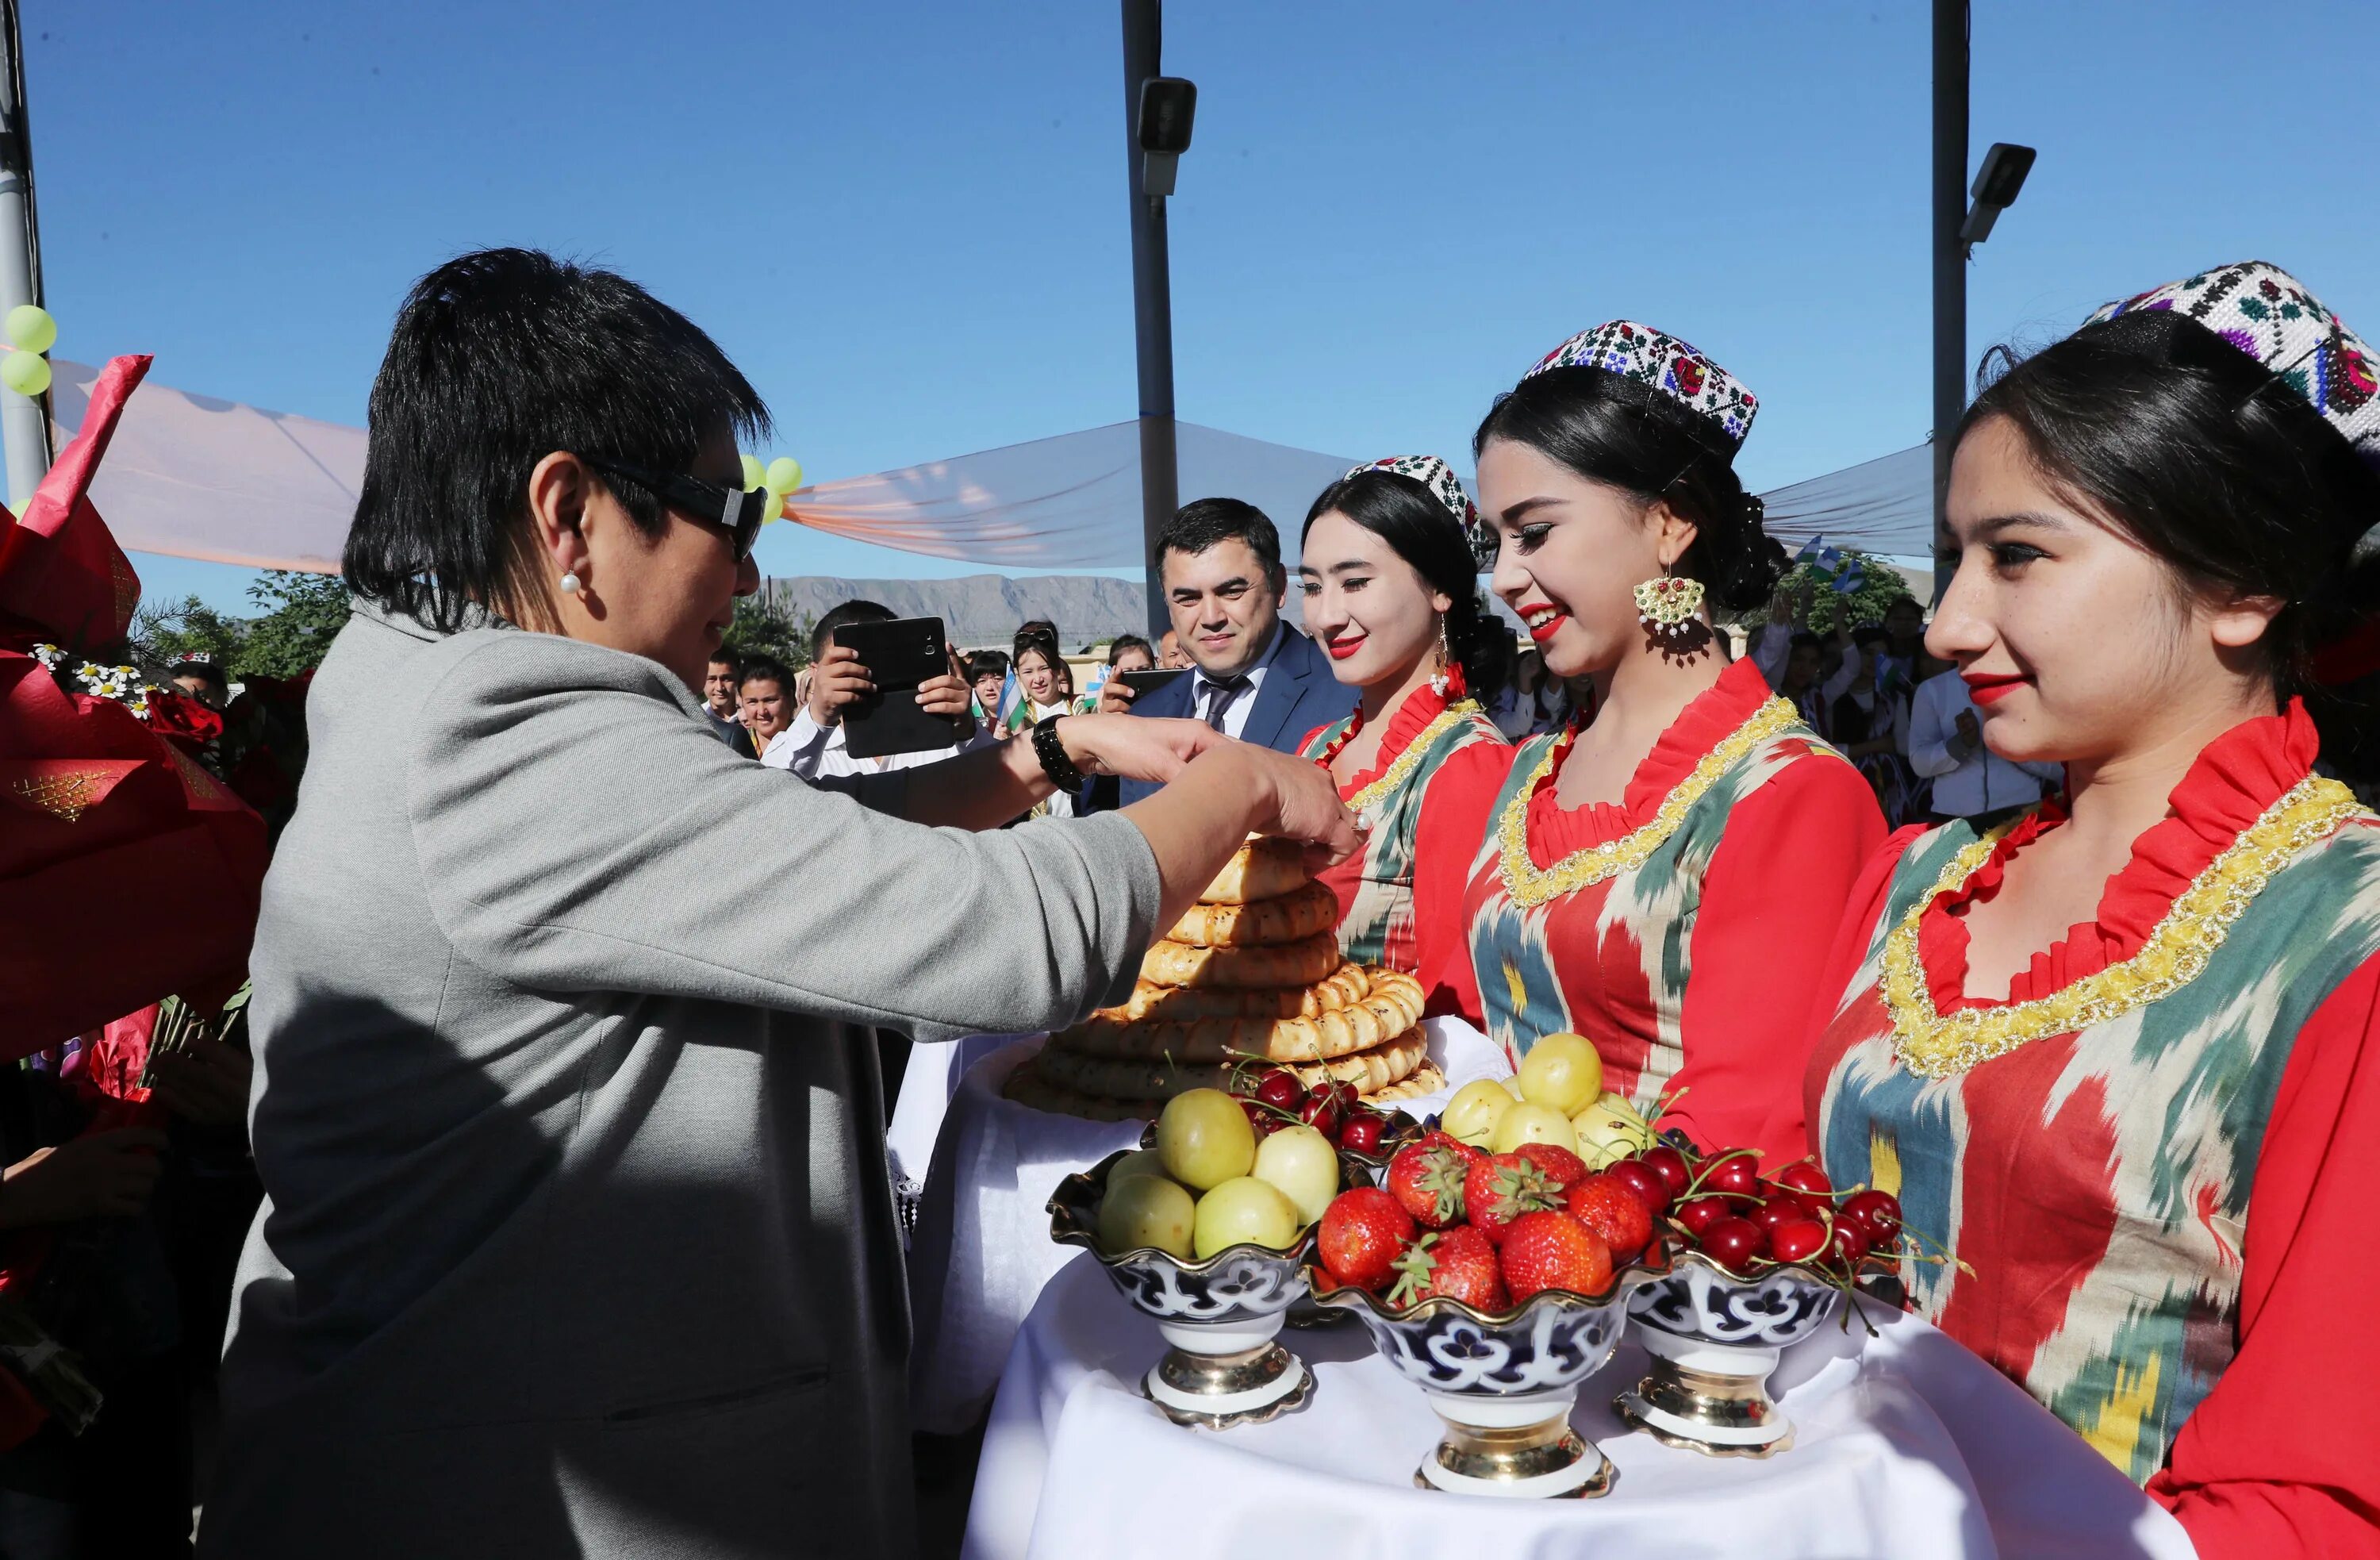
[1189,621,1287,740]
[762,706,995,781]
[1907,667,2063,817]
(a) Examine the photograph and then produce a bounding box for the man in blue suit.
[1098,497,1357,808]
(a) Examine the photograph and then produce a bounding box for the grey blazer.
[200,601,1161,1559]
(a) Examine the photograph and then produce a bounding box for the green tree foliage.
[237,570,353,679]
[728,592,815,671]
[1772,548,1916,636]
[129,593,248,673]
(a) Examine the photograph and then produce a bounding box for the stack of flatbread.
[1004,838,1444,1122]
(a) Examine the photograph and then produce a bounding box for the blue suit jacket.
[1111,624,1359,807]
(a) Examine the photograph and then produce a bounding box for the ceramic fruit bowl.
[1615,1249,1843,1457]
[1049,1150,1316,1430]
[1307,1259,1663,1499]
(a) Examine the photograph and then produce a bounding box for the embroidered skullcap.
[2088,261,2378,471]
[1342,455,1495,571]
[1521,320,1758,455]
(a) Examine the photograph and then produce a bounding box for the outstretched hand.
[1057,713,1220,784]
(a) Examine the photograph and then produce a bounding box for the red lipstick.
[1326,634,1365,661]
[1962,672,2027,706]
[1523,611,1568,644]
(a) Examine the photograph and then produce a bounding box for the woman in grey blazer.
[198,250,1357,1560]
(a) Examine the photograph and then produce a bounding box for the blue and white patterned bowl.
[1306,1253,1664,1398]
[1626,1250,1841,1349]
[1047,1150,1313,1327]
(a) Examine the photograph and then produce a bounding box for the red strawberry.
[1514,1141,1587,1195]
[1422,1128,1487,1166]
[1386,1140,1470,1230]
[1498,1210,1614,1303]
[1388,1224,1507,1312]
[1462,1152,1560,1245]
[1318,1186,1417,1292]
[1563,1171,1654,1260]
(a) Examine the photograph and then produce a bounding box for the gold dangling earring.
[1632,563,1706,647]
[1430,615,1451,697]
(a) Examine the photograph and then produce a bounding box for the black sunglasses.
[583,455,769,563]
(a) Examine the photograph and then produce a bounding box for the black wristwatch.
[1031,715,1084,790]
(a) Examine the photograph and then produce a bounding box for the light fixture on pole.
[1121,2,1192,637]
[1958,142,2036,256]
[1138,76,1196,199]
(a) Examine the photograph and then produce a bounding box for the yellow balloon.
[765,456,804,494]
[1,352,51,398]
[739,453,766,490]
[759,490,785,524]
[4,305,56,355]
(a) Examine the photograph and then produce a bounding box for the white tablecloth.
[963,1254,2198,1560]
[907,1019,1511,1435]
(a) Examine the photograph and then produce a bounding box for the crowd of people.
[16,244,2380,1560]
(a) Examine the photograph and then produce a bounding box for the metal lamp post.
[1121,1,1195,637]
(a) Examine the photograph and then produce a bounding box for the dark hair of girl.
[1957,311,2380,784]
[1107,633,1154,666]
[1302,469,1499,696]
[1472,364,1785,613]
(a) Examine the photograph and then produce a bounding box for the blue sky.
[33,0,2380,613]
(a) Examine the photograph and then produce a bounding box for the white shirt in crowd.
[761,706,996,781]
[1189,621,1286,740]
[1907,667,2063,817]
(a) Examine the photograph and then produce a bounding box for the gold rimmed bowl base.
[1612,1336,1794,1458]
[1141,1338,1313,1430]
[1413,1391,1617,1499]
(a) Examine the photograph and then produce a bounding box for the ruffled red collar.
[1921,701,2317,1009]
[1320,682,1468,798]
[1524,657,1772,866]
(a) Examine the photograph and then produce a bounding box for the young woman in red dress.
[1293,458,1509,1009]
[1802,262,2380,1555]
[1422,322,1884,1162]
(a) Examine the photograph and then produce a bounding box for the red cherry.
[1254,1070,1306,1113]
[1772,1161,1833,1198]
[1329,1081,1361,1114]
[1240,1098,1277,1138]
[1749,1198,1806,1236]
[1827,1220,1871,1270]
[1340,1112,1387,1156]
[1299,1090,1344,1141]
[1605,1159,1672,1216]
[1702,1152,1760,1198]
[1768,1219,1829,1265]
[1840,1189,1902,1243]
[1637,1147,1691,1199]
[1699,1216,1768,1274]
[1674,1195,1731,1236]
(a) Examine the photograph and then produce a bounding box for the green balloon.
[2,352,51,398]
[739,453,766,490]
[4,305,56,355]
[766,456,804,494]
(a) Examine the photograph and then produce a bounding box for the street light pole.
[0,0,48,512]
[1121,0,1178,639]
[1931,0,1967,603]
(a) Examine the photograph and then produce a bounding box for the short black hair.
[1012,621,1061,662]
[1106,633,1153,665]
[1154,498,1282,580]
[812,598,895,659]
[172,661,230,694]
[967,650,1010,682]
[738,654,792,692]
[705,647,742,673]
[345,248,770,633]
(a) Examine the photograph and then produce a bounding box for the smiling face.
[1477,437,1690,680]
[1015,647,1059,705]
[1297,508,1451,691]
[739,674,791,741]
[1162,537,1284,679]
[702,658,739,715]
[1930,414,2281,768]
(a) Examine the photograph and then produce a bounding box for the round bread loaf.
[1096,964,1371,1024]
[1138,932,1343,990]
[1165,878,1339,948]
[1050,980,1416,1066]
[1000,1061,1154,1122]
[1368,1062,1448,1103]
[1200,837,1311,905]
[1286,1026,1430,1096]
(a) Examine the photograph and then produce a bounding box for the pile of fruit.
[1633,1145,1906,1277]
[1091,1086,1351,1262]
[1008,839,1443,1120]
[1230,1063,1399,1157]
[1434,1032,1661,1166]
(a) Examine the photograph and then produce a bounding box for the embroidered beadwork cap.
[1342,455,1495,571]
[1521,320,1758,455]
[2087,261,2379,470]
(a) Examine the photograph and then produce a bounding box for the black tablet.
[1116,667,1188,700]
[834,617,976,760]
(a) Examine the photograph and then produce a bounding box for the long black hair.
[1302,468,1499,695]
[1472,366,1784,613]
[347,248,770,632]
[1958,309,2380,783]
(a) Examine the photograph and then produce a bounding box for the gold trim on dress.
[1494,697,1801,909]
[1343,701,1482,817]
[1882,774,2370,1079]
[11,770,106,823]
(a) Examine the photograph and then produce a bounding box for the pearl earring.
[559,571,582,596]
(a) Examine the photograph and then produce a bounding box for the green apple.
[1192,1176,1300,1258]
[1097,1174,1196,1258]
[1442,1078,1518,1148]
[1156,1088,1257,1192]
[1570,1092,1653,1169]
[1516,1032,1603,1116]
[1490,1101,1580,1157]
[1105,1148,1169,1189]
[1251,1124,1338,1224]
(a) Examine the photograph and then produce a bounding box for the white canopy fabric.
[50,357,1936,574]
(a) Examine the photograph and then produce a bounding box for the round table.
[962,1254,2197,1560]
[907,1020,1511,1435]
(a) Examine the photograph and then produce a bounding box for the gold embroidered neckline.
[1883,774,2370,1079]
[1494,697,1801,909]
[1339,701,1481,817]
